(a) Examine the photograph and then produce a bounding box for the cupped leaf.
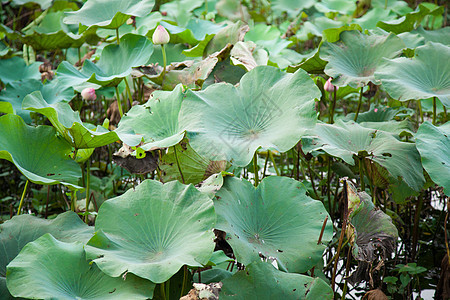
[6,234,154,299]
[320,30,405,88]
[180,66,320,166]
[302,120,425,192]
[116,85,185,148]
[230,41,269,71]
[375,42,450,107]
[56,61,101,92]
[64,0,155,30]
[85,179,216,283]
[220,260,333,299]
[0,79,74,123]
[415,121,450,195]
[214,176,332,273]
[0,114,82,188]
[0,212,93,298]
[376,4,433,34]
[23,91,119,149]
[0,57,41,85]
[344,181,398,284]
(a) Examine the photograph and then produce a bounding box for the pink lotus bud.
[81,88,97,101]
[324,77,338,92]
[152,25,170,45]
[374,108,378,113]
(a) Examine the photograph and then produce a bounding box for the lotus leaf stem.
[327,157,332,213]
[84,159,91,223]
[124,77,134,109]
[432,96,437,125]
[329,86,337,124]
[161,44,167,88]
[268,151,280,176]
[354,86,364,121]
[359,157,365,191]
[114,85,124,118]
[173,146,185,184]
[253,152,259,186]
[17,179,29,215]
[116,28,120,45]
[180,265,188,298]
[263,152,269,178]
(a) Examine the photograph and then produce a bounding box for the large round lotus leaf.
[56,61,101,92]
[6,234,154,299]
[116,85,185,149]
[415,121,450,195]
[85,179,216,283]
[302,120,425,192]
[57,34,153,88]
[319,30,405,88]
[270,0,316,17]
[375,42,450,107]
[0,212,93,298]
[220,260,333,299]
[214,176,332,273]
[0,114,82,188]
[23,91,119,149]
[179,66,319,167]
[0,79,74,123]
[0,57,41,85]
[64,0,155,30]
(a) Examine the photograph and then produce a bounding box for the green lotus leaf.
[216,0,251,22]
[23,91,119,149]
[214,176,332,273]
[180,66,320,166]
[85,179,216,283]
[11,0,52,9]
[160,0,204,28]
[320,30,405,88]
[412,26,450,46]
[302,120,425,192]
[0,212,93,298]
[0,79,74,123]
[270,0,316,17]
[0,57,41,85]
[0,102,13,114]
[376,4,435,34]
[295,17,344,41]
[286,48,327,75]
[375,42,450,107]
[55,61,101,92]
[63,0,156,30]
[352,8,396,30]
[344,181,398,284]
[372,0,412,15]
[314,0,356,14]
[159,139,227,185]
[415,121,450,195]
[19,11,99,51]
[0,114,82,188]
[116,85,185,149]
[6,234,154,299]
[220,260,333,299]
[0,42,13,57]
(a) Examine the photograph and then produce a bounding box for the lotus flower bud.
[152,25,170,45]
[81,88,97,101]
[324,77,338,92]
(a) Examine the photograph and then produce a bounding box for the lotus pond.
[0,0,449,299]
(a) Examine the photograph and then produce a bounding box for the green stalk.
[432,96,437,125]
[263,152,269,178]
[124,77,134,109]
[443,105,447,122]
[329,86,337,124]
[173,146,185,184]
[161,44,167,88]
[354,86,364,121]
[70,190,76,212]
[116,28,120,45]
[268,151,280,176]
[418,100,424,123]
[84,159,91,223]
[359,157,365,191]
[180,266,188,298]
[253,152,259,186]
[327,157,332,214]
[17,179,29,215]
[114,85,124,118]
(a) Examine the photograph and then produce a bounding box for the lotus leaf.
[375,42,450,107]
[320,30,405,88]
[6,234,154,299]
[377,4,438,34]
[23,91,119,149]
[0,114,82,188]
[85,179,216,283]
[0,212,93,298]
[214,176,332,273]
[180,66,320,166]
[64,0,156,30]
[220,260,333,299]
[415,121,450,195]
[116,85,185,148]
[11,0,52,9]
[302,120,425,192]
[344,181,398,284]
[0,57,41,85]
[0,79,74,123]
